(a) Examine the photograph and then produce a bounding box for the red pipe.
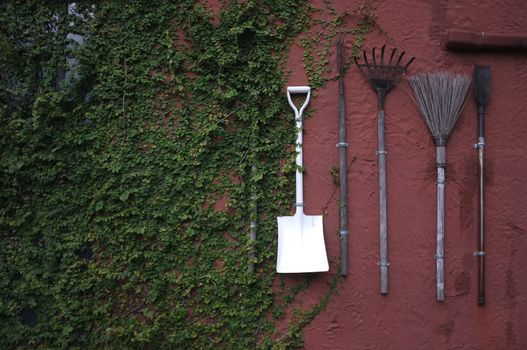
[444,30,527,51]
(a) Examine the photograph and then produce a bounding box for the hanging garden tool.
[276,86,329,273]
[473,65,491,305]
[355,45,414,294]
[336,37,349,276]
[249,164,257,273]
[408,72,471,302]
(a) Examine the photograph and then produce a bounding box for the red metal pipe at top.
[444,30,527,51]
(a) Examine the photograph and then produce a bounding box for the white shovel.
[276,86,329,273]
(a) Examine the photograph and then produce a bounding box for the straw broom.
[408,72,471,301]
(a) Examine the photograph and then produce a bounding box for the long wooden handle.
[378,107,389,295]
[338,80,349,277]
[436,146,446,302]
[337,38,349,277]
[477,138,486,304]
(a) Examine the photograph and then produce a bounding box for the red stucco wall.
[284,1,527,349]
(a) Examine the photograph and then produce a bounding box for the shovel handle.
[287,86,311,121]
[287,86,311,214]
[287,86,311,94]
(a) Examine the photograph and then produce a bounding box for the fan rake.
[355,45,414,295]
[355,45,415,99]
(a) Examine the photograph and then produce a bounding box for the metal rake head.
[354,45,415,93]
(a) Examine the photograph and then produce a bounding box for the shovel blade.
[276,214,329,273]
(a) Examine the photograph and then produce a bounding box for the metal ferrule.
[434,135,447,147]
[473,137,486,149]
[436,145,446,168]
[378,90,386,109]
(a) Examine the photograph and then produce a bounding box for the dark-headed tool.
[473,65,491,305]
[355,45,414,294]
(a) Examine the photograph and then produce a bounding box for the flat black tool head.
[473,65,492,107]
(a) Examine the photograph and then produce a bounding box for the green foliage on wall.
[0,1,373,348]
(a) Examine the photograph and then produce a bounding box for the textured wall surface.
[284,1,527,349]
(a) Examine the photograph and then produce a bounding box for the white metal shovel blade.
[276,214,329,273]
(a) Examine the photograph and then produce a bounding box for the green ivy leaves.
[0,1,374,348]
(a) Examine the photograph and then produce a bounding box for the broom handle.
[377,91,388,295]
[436,146,446,302]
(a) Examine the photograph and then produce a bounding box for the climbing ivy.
[300,0,376,88]
[0,1,374,348]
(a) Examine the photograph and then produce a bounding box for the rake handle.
[377,91,389,295]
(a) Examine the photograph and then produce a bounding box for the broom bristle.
[408,72,471,143]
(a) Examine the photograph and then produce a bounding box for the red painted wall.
[284,1,527,348]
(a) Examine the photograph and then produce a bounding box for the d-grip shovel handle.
[287,86,311,117]
[287,86,311,215]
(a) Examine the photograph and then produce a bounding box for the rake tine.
[396,51,406,66]
[372,47,377,67]
[404,56,415,71]
[362,50,374,73]
[362,50,369,65]
[381,45,386,66]
[354,57,367,77]
[389,48,397,66]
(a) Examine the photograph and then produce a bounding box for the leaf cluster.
[0,1,374,349]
